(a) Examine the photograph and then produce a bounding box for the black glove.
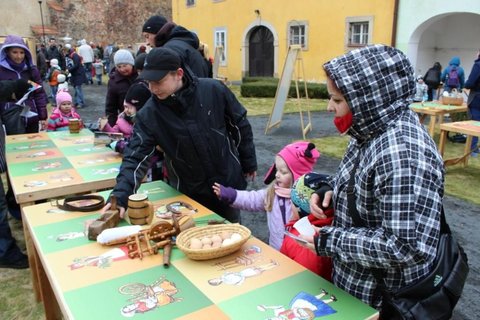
[314,185,334,211]
[14,79,31,99]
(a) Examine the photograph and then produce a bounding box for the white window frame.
[287,21,309,50]
[345,16,373,48]
[186,0,195,7]
[214,28,227,66]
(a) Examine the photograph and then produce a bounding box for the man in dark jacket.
[0,79,30,269]
[65,44,87,108]
[142,15,210,78]
[45,37,65,70]
[102,48,257,222]
[464,50,480,155]
[36,44,48,81]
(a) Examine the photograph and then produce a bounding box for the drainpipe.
[391,0,399,47]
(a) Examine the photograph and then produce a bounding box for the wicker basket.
[176,224,251,260]
[441,96,464,106]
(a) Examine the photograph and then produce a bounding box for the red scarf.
[334,112,353,134]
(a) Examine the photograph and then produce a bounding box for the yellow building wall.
[173,0,395,82]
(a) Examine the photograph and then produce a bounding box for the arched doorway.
[406,12,480,76]
[248,26,274,77]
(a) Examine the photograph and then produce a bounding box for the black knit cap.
[124,83,151,111]
[142,15,168,34]
[135,53,147,71]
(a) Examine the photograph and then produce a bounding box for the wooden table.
[439,121,480,167]
[410,101,467,137]
[5,130,122,208]
[5,130,122,301]
[23,180,379,320]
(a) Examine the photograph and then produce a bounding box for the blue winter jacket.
[440,56,465,90]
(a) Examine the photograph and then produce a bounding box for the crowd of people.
[0,12,476,317]
[421,53,480,156]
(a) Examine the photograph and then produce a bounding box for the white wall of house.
[396,0,480,78]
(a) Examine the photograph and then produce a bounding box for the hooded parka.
[316,45,445,308]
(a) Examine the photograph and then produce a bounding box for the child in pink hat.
[46,90,83,131]
[213,141,320,250]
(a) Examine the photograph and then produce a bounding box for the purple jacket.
[0,35,48,127]
[232,188,293,250]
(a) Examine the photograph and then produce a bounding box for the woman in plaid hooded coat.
[306,45,445,309]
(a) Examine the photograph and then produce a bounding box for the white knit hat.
[57,74,66,83]
[50,58,58,66]
[114,49,134,66]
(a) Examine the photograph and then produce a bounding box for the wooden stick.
[163,242,172,268]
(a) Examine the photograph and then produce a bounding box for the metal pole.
[38,1,46,45]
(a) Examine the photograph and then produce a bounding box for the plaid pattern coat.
[316,45,445,308]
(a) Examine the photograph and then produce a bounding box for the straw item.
[441,96,463,106]
[441,89,464,106]
[176,224,251,260]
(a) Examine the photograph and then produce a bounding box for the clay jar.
[69,118,81,134]
[127,194,153,225]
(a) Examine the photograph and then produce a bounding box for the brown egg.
[201,236,212,245]
[202,243,212,249]
[211,234,223,243]
[220,231,232,240]
[189,238,202,249]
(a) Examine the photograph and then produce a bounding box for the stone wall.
[49,0,170,47]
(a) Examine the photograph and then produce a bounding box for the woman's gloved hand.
[13,79,31,100]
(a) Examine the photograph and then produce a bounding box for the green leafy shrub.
[241,81,278,97]
[240,77,328,99]
[242,77,278,83]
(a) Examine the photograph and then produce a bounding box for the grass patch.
[230,85,328,116]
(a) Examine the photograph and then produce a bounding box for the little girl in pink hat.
[213,141,320,250]
[46,90,83,131]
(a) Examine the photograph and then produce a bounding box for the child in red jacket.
[280,172,334,281]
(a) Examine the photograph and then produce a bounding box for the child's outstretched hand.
[244,171,257,182]
[212,182,237,204]
[212,182,222,198]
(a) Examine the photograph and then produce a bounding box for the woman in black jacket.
[0,79,30,269]
[105,49,138,126]
[423,61,442,101]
